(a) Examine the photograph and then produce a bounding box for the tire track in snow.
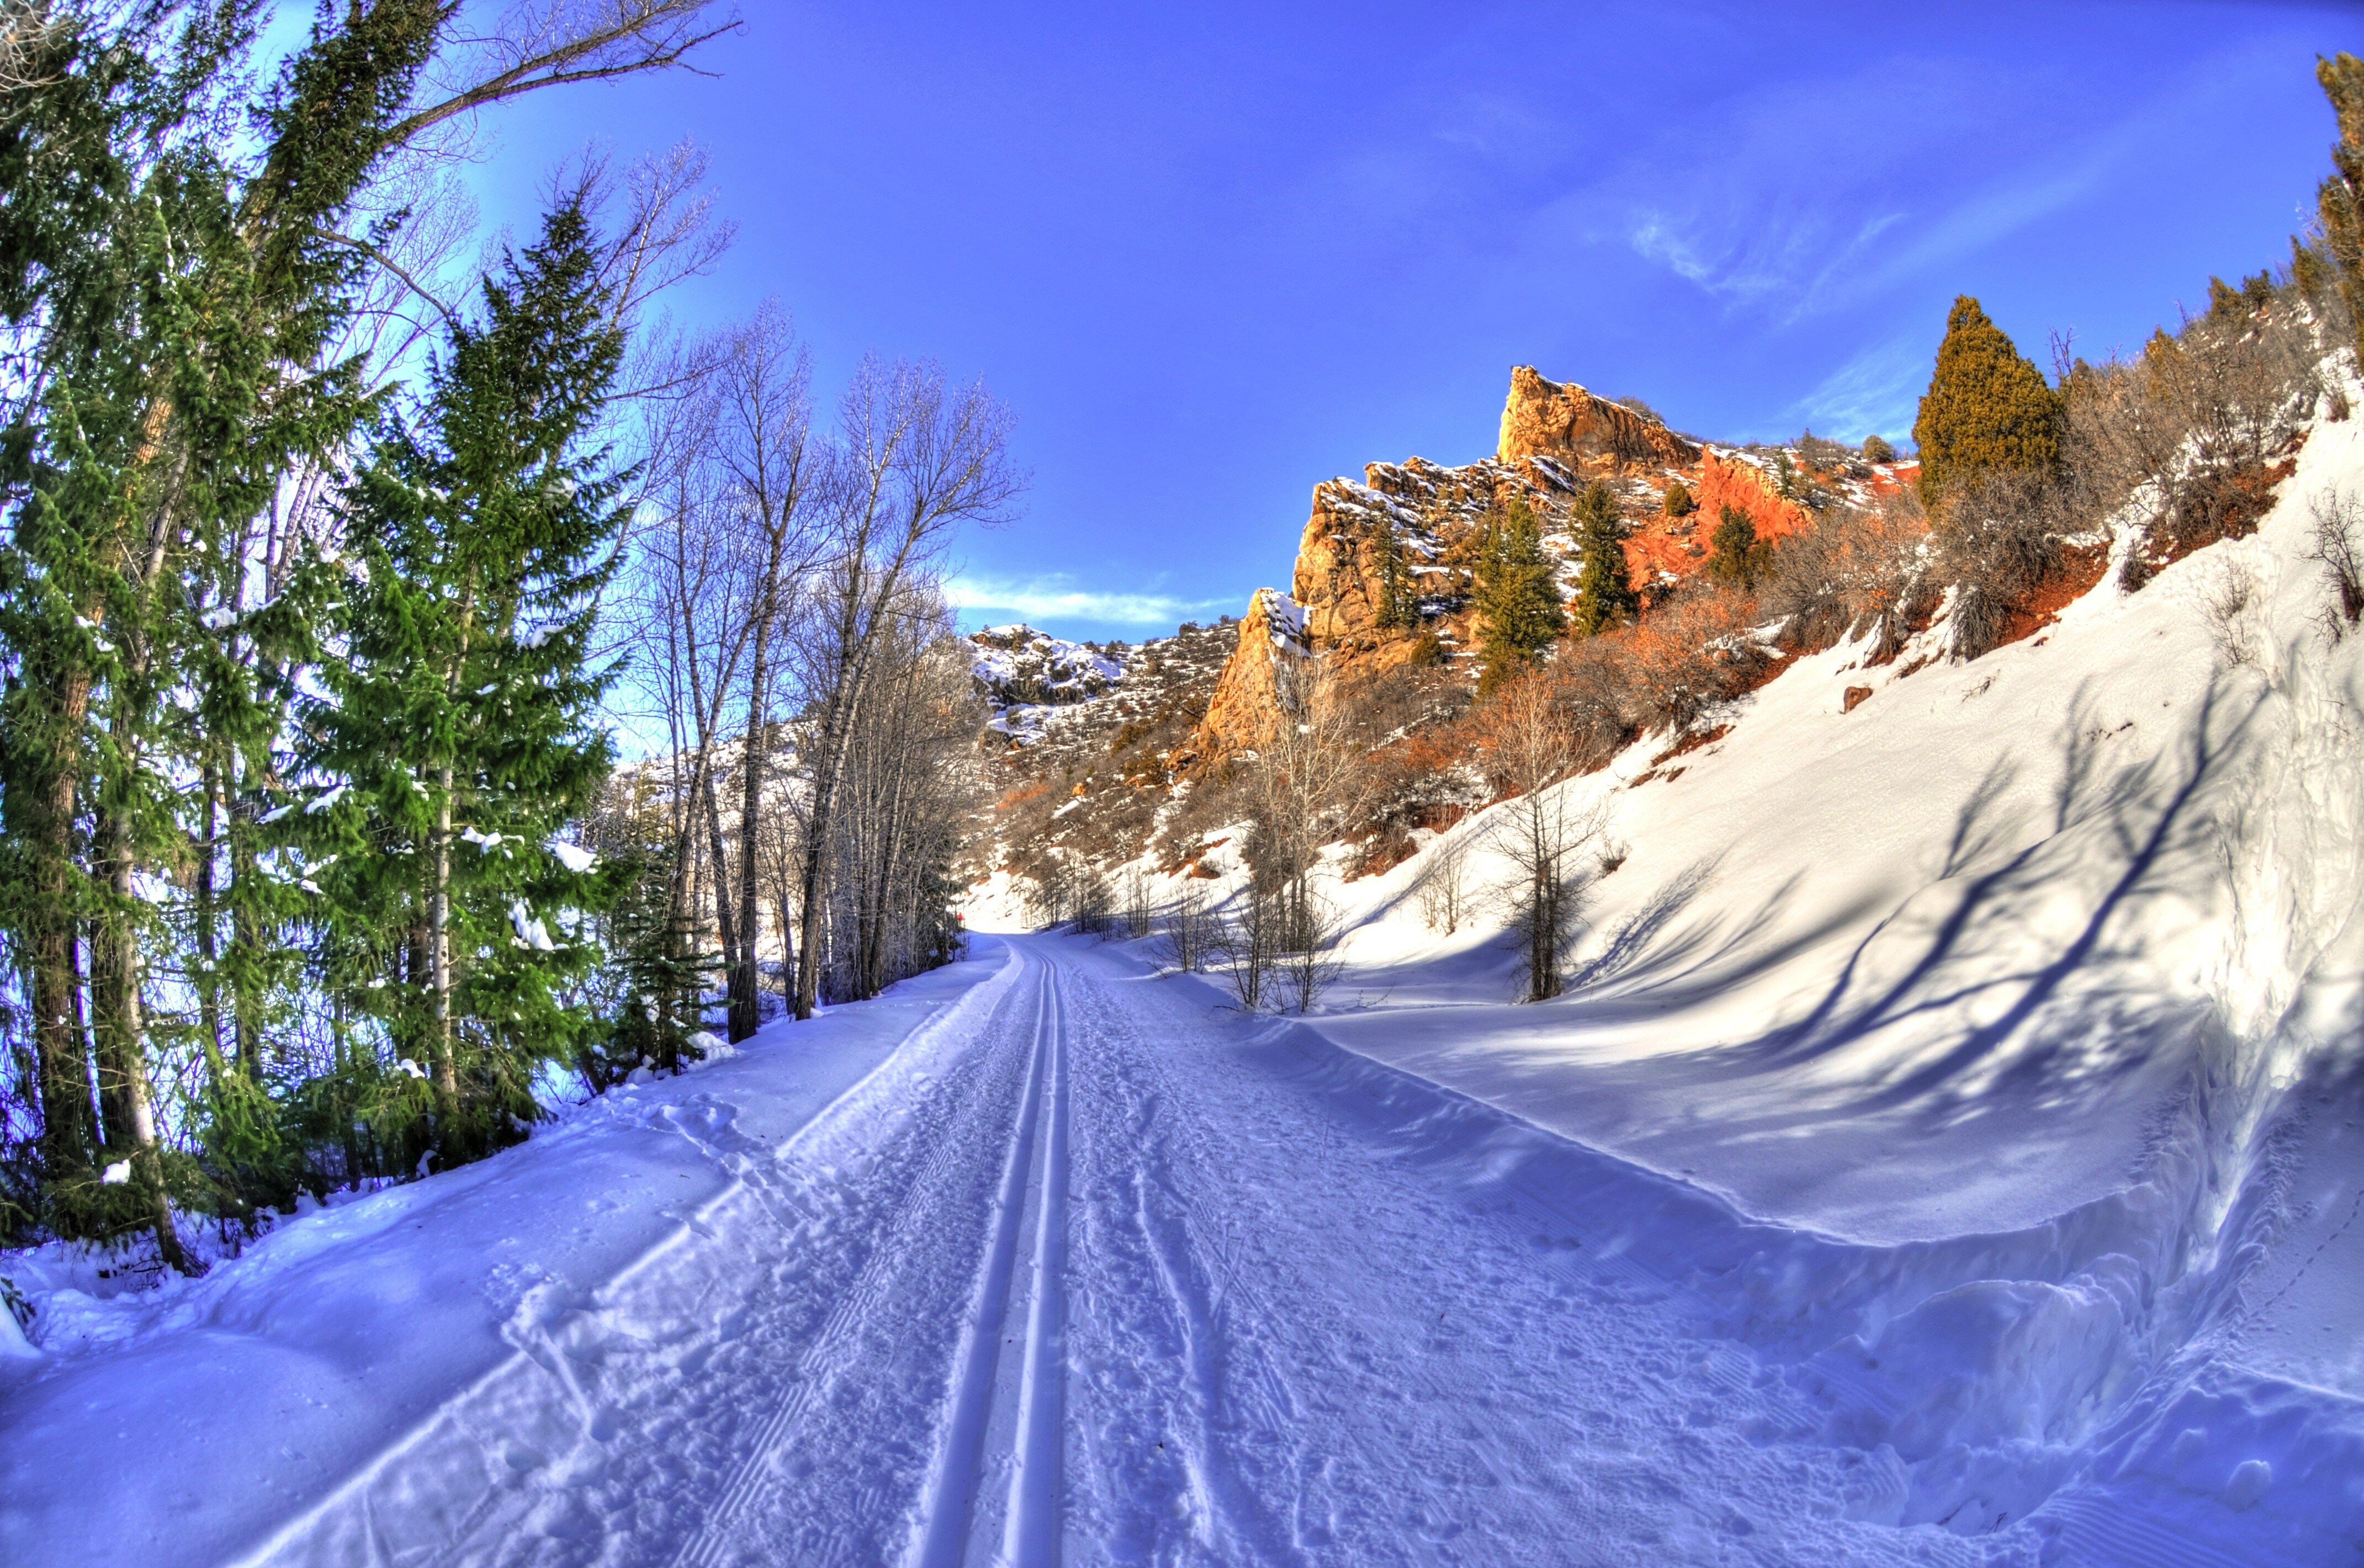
[1067,967,1304,1565]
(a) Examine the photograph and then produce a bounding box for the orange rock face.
[1192,587,1312,761]
[1186,366,1907,763]
[1697,449,1814,543]
[1499,366,1700,470]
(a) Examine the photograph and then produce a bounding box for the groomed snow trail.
[150,933,2003,1567]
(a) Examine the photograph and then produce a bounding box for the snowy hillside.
[966,398,2364,1560]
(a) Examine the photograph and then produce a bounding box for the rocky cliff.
[1695,448,1812,543]
[1189,587,1312,762]
[1182,366,1908,764]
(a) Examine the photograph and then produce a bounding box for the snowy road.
[7,933,2351,1565]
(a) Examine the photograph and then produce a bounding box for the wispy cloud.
[1602,40,2287,327]
[944,573,1229,629]
[1790,333,1932,441]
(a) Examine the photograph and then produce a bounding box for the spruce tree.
[1706,506,1774,591]
[1911,296,2062,507]
[1373,512,1420,632]
[1472,496,1565,692]
[299,200,629,1163]
[1568,482,1639,637]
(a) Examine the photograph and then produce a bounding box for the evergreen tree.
[2317,52,2364,358]
[1662,479,1695,518]
[1862,433,1896,464]
[1706,506,1774,591]
[1911,296,2062,507]
[0,4,417,1254]
[1568,482,1639,637]
[299,200,629,1163]
[1472,496,1565,692]
[1373,512,1420,632]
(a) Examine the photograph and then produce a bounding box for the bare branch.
[312,224,460,326]
[388,1,740,151]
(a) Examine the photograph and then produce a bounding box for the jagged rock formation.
[1696,449,1812,543]
[1180,368,1920,765]
[1190,588,1311,761]
[1498,366,1700,470]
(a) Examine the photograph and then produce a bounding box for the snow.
[0,953,1011,1566]
[548,838,597,873]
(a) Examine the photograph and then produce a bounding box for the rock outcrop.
[1695,448,1812,544]
[1498,366,1699,470]
[1184,367,1870,764]
[1192,588,1311,761]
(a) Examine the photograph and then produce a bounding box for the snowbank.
[987,406,2364,1559]
[0,944,1019,1568]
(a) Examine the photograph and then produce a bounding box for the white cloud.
[944,573,1230,628]
[1790,333,1932,442]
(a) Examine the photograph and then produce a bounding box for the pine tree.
[1862,433,1896,463]
[1706,506,1774,591]
[2316,52,2364,358]
[299,200,629,1163]
[1373,512,1420,632]
[1662,479,1695,518]
[1911,296,2062,507]
[1568,482,1639,637]
[1472,496,1565,692]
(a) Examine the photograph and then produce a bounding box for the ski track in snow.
[164,937,1995,1567]
[6,932,2358,1565]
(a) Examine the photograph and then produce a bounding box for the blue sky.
[459,1,2360,642]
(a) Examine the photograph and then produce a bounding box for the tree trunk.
[728,649,770,1042]
[30,666,99,1185]
[701,764,741,1052]
[94,828,187,1271]
[428,764,460,1130]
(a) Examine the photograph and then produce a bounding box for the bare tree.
[1275,882,1347,1013]
[707,306,825,1040]
[1158,876,1217,972]
[1413,825,1474,934]
[815,603,980,1000]
[1485,673,1598,1002]
[789,359,1021,1019]
[1212,884,1281,1011]
[2310,489,2364,637]
[1120,865,1154,939]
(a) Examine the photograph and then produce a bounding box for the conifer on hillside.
[1862,433,1896,463]
[1374,512,1420,631]
[1568,482,1639,637]
[1706,506,1774,591]
[1662,479,1695,518]
[2315,52,2364,357]
[1473,496,1564,692]
[1911,296,2062,507]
